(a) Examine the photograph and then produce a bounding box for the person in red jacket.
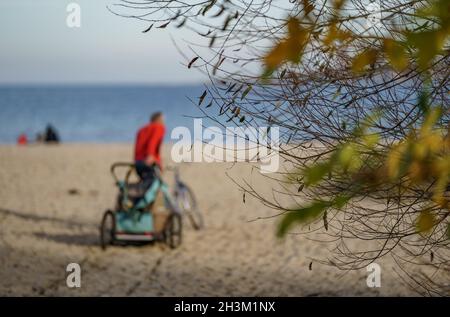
[17,133,28,146]
[134,112,165,182]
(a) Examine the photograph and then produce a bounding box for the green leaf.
[304,162,331,186]
[418,90,429,114]
[241,85,253,100]
[277,201,329,237]
[338,144,355,168]
[363,133,380,148]
[333,195,351,209]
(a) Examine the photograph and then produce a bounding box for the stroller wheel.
[100,210,115,250]
[165,213,182,249]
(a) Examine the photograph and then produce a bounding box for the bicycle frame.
[167,166,187,197]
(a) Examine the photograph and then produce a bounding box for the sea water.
[0,85,205,143]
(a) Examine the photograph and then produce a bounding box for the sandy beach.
[0,144,417,296]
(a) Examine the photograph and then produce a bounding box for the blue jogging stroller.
[100,162,182,249]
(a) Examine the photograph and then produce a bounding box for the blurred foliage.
[264,0,450,74]
[115,0,450,294]
[272,0,450,238]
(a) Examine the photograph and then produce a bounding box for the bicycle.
[167,166,204,230]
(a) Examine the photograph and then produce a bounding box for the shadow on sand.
[0,207,97,228]
[0,207,100,247]
[32,231,157,248]
[0,208,162,249]
[33,232,100,247]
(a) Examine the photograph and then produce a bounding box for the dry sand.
[0,144,416,296]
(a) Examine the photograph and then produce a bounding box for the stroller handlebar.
[110,162,135,183]
[110,162,165,183]
[110,162,179,185]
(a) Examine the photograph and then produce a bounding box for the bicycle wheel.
[165,213,182,248]
[100,210,115,250]
[177,185,204,230]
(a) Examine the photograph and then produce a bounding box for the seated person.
[44,124,60,143]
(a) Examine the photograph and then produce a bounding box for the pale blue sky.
[0,0,204,85]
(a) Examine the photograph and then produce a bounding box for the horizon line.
[0,82,207,88]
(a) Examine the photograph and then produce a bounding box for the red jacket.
[17,134,28,145]
[134,122,165,167]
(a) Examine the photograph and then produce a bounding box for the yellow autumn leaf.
[430,157,450,178]
[386,142,406,180]
[423,133,443,154]
[383,39,408,71]
[416,210,435,233]
[412,141,427,160]
[324,23,352,46]
[333,0,345,10]
[432,190,448,209]
[352,49,378,73]
[264,18,308,72]
[286,17,308,63]
[408,160,425,183]
[264,41,289,71]
[432,173,450,208]
[421,107,442,132]
[407,30,446,69]
[301,0,314,16]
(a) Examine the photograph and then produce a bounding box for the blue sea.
[0,85,206,143]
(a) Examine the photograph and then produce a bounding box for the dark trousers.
[135,161,156,186]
